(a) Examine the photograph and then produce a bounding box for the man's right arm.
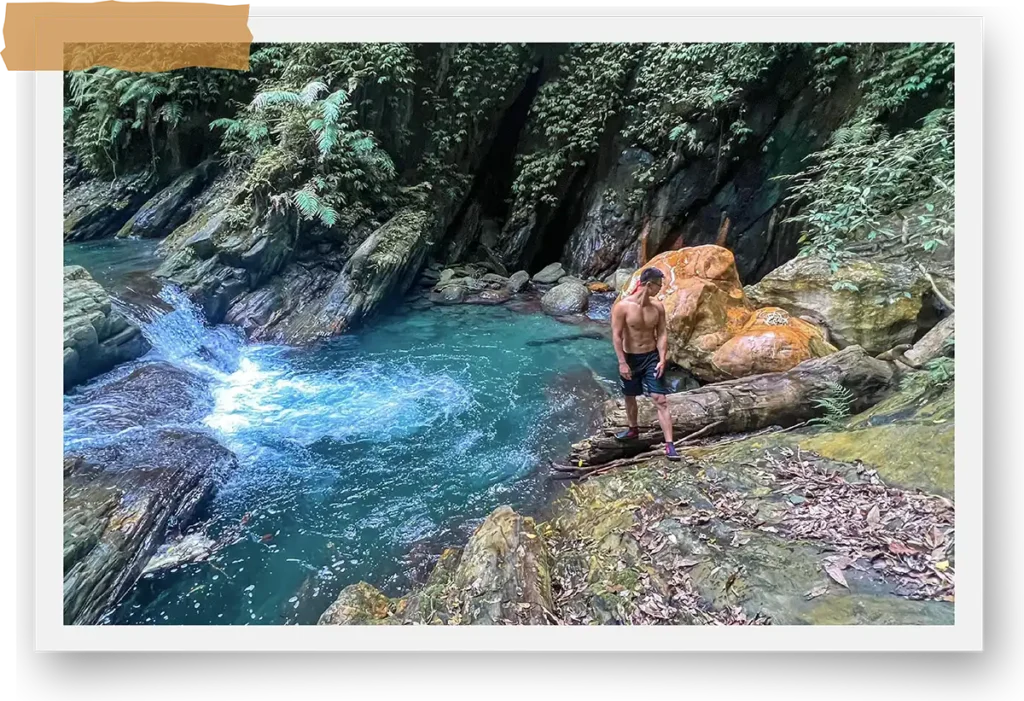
[611,304,631,378]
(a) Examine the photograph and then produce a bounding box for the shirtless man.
[610,267,680,461]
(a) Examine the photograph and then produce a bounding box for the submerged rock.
[64,429,238,624]
[744,256,930,354]
[63,266,149,391]
[540,281,590,316]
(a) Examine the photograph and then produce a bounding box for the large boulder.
[248,209,433,343]
[711,307,837,379]
[319,507,554,626]
[540,281,590,316]
[449,506,554,625]
[64,171,165,242]
[63,266,149,391]
[744,256,931,354]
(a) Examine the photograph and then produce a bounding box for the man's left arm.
[656,304,668,377]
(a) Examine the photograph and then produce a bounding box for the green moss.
[800,423,953,497]
[801,594,953,625]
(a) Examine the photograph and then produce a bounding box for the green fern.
[810,381,855,430]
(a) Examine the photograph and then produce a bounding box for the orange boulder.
[710,307,837,379]
[620,246,836,381]
[621,246,753,380]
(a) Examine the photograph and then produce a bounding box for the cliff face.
[63,42,947,342]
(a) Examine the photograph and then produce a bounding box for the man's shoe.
[615,426,640,441]
[664,442,681,462]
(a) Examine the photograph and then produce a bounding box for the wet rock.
[435,284,467,305]
[224,260,340,342]
[319,507,554,626]
[272,209,433,342]
[711,307,837,379]
[64,430,238,624]
[141,532,218,575]
[541,281,590,316]
[116,161,219,239]
[438,268,457,286]
[507,270,531,294]
[468,287,512,305]
[63,266,149,391]
[480,272,510,288]
[532,262,566,284]
[745,256,930,354]
[66,362,214,432]
[607,268,636,293]
[64,171,164,242]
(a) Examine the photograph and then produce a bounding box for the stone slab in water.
[64,429,238,624]
[63,265,149,391]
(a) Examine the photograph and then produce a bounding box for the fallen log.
[569,346,894,466]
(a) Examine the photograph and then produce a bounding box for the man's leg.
[625,395,639,428]
[616,395,640,440]
[651,393,673,443]
[643,352,679,461]
[614,364,638,440]
[651,393,680,461]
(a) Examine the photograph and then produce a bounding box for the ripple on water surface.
[68,289,618,625]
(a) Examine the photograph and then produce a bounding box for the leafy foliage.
[208,44,422,233]
[508,44,640,211]
[418,43,537,200]
[623,43,789,184]
[810,381,856,430]
[778,43,955,261]
[64,62,255,177]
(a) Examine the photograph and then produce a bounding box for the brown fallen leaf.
[677,558,701,568]
[888,541,917,556]
[866,504,880,528]
[824,561,849,588]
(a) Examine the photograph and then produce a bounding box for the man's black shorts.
[620,350,668,396]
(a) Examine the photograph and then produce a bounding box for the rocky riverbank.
[317,369,954,626]
[61,42,956,626]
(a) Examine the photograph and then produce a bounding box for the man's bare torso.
[615,296,664,354]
